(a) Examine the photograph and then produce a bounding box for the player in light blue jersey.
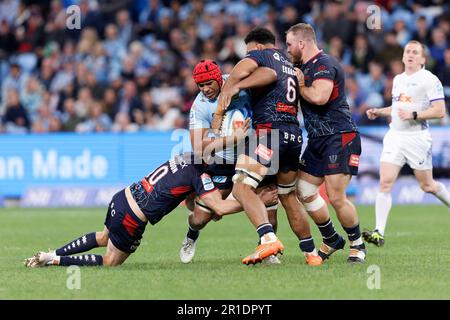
[179,59,281,264]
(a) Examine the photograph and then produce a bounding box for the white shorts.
[380,129,433,170]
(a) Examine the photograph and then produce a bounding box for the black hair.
[244,27,276,45]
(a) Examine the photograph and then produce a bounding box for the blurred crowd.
[0,0,449,134]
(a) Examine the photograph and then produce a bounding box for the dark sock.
[299,236,315,253]
[256,223,274,238]
[317,219,339,244]
[343,223,362,243]
[55,232,98,256]
[59,254,103,266]
[186,226,200,241]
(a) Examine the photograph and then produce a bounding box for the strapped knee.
[277,179,298,195]
[297,179,326,211]
[232,168,263,189]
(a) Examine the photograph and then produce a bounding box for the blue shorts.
[104,190,147,254]
[300,132,361,177]
[244,122,302,175]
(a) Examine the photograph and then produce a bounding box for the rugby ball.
[220,109,246,137]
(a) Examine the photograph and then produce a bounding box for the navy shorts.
[104,190,147,254]
[300,132,361,177]
[205,163,235,190]
[244,122,302,175]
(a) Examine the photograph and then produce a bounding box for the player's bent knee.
[232,168,263,189]
[303,195,326,212]
[297,179,320,200]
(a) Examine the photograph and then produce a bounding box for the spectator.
[76,101,112,133]
[114,81,143,123]
[3,89,30,133]
[112,112,139,132]
[60,98,84,132]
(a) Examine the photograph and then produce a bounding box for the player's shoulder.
[192,92,214,111]
[419,68,441,83]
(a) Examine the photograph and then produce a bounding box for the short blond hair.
[406,40,427,58]
[286,23,317,44]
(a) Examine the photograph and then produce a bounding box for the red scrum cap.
[192,59,223,87]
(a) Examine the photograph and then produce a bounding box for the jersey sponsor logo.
[201,173,215,191]
[349,154,360,167]
[212,176,228,184]
[276,102,297,115]
[255,144,273,161]
[273,52,280,61]
[392,93,412,103]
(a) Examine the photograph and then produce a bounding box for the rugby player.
[180,59,281,264]
[24,151,278,267]
[286,23,366,263]
[213,27,322,266]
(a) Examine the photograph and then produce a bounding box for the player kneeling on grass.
[24,152,278,267]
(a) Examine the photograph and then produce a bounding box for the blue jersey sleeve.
[189,94,213,130]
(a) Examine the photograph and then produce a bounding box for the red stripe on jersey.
[123,213,139,236]
[141,178,154,193]
[170,185,192,197]
[329,81,339,102]
[255,123,272,135]
[342,132,357,147]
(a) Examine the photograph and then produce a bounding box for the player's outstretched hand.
[232,118,250,142]
[294,67,305,87]
[218,85,240,112]
[258,186,278,206]
[366,108,379,120]
[398,108,413,120]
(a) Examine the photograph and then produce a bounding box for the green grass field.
[1,205,450,300]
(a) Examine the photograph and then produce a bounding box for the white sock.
[375,192,392,235]
[432,182,450,208]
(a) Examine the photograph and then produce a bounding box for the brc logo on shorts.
[349,154,360,167]
[255,144,273,161]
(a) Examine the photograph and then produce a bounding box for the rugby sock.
[299,236,316,253]
[317,218,339,245]
[343,223,363,246]
[186,226,200,242]
[57,254,103,266]
[55,232,98,256]
[375,192,392,235]
[257,223,276,243]
[432,182,450,208]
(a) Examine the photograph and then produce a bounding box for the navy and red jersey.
[246,48,299,126]
[299,51,358,138]
[129,153,217,225]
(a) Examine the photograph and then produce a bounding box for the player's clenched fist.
[366,108,380,120]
